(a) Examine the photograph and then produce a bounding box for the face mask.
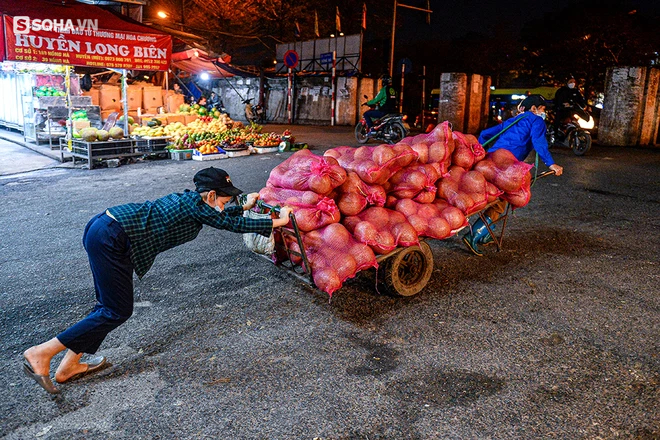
[568,83,575,89]
[214,204,223,213]
[538,112,546,120]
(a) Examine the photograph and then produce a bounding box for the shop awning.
[0,0,172,71]
[171,49,236,79]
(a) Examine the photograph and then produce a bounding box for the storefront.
[0,0,172,149]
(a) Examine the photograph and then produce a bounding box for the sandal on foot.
[56,356,107,384]
[23,361,60,394]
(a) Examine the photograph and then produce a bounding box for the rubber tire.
[379,242,434,297]
[387,123,407,144]
[570,130,591,156]
[355,123,369,144]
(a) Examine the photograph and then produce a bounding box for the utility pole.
[389,1,433,77]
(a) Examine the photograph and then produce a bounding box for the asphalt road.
[1,127,658,439]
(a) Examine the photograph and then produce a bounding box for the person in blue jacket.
[463,94,563,256]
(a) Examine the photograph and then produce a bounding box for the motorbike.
[244,98,265,124]
[546,103,593,156]
[355,96,409,144]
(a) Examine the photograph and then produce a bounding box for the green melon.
[96,129,110,141]
[80,127,98,142]
[108,126,124,139]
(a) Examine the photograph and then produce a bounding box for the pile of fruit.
[35,85,66,97]
[167,117,286,154]
[74,126,125,142]
[178,104,225,120]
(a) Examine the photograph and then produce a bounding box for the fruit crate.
[168,149,193,161]
[62,138,142,170]
[134,136,170,153]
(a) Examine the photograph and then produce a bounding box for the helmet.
[380,75,391,86]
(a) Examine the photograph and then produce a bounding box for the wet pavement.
[0,128,658,439]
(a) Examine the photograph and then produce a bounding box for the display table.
[61,138,143,169]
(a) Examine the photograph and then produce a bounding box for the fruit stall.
[0,0,172,157]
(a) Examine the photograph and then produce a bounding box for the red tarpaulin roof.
[0,0,172,70]
[171,49,235,78]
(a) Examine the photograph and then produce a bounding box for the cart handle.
[531,170,555,184]
[256,199,281,213]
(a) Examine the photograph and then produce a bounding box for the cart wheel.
[379,242,434,297]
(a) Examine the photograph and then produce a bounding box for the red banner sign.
[3,15,171,71]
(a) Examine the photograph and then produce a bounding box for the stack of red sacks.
[257,121,537,296]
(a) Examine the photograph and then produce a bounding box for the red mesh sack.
[500,171,532,208]
[433,199,469,231]
[474,149,533,193]
[451,131,486,170]
[331,171,386,216]
[436,167,489,215]
[324,144,418,185]
[394,199,452,240]
[267,149,347,195]
[473,149,533,208]
[384,164,439,203]
[486,182,504,203]
[259,187,340,232]
[402,122,454,176]
[343,207,419,254]
[279,223,377,296]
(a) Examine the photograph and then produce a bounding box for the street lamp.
[157,11,168,19]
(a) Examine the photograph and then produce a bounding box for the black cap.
[520,94,546,110]
[193,167,243,196]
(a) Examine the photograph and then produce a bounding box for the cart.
[250,171,555,297]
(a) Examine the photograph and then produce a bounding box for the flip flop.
[23,361,60,395]
[56,356,107,384]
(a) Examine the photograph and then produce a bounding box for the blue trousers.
[57,212,134,354]
[364,109,385,128]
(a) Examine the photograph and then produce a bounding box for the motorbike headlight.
[575,115,595,129]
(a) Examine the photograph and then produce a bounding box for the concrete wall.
[436,73,468,132]
[435,72,491,135]
[599,66,660,147]
[214,76,376,126]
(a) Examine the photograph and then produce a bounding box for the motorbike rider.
[463,94,563,256]
[553,78,586,136]
[363,75,398,134]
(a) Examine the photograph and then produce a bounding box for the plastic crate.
[169,149,193,160]
[70,138,135,157]
[134,136,170,153]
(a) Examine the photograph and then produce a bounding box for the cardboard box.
[99,85,121,110]
[166,94,185,113]
[83,88,100,106]
[141,115,168,126]
[165,113,185,125]
[183,114,198,125]
[101,109,119,121]
[142,86,163,109]
[124,85,142,110]
[73,120,91,131]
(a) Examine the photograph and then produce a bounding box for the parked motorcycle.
[546,103,593,156]
[355,97,409,144]
[244,98,265,124]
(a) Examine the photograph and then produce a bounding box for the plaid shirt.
[107,190,272,278]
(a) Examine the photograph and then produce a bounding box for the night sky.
[394,0,659,42]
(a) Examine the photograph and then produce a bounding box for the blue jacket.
[478,112,555,167]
